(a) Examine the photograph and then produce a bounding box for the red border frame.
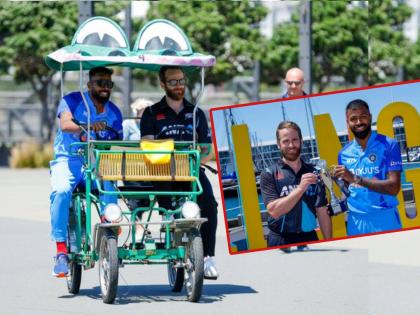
[209,78,420,255]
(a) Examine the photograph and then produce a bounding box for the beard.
[281,145,301,162]
[91,89,110,104]
[166,87,185,101]
[351,124,371,140]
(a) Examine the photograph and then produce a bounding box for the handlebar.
[72,118,120,141]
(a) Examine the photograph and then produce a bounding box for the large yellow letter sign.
[231,124,267,250]
[313,114,347,238]
[377,102,420,228]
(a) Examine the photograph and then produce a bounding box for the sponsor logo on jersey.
[390,160,402,166]
[276,171,284,180]
[350,166,380,176]
[160,124,189,137]
[368,154,376,162]
[156,113,166,120]
[280,185,298,197]
[185,113,193,120]
[346,158,357,163]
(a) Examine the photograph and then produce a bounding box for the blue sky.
[211,81,420,150]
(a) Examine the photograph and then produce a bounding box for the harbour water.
[225,193,265,220]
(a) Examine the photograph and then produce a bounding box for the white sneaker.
[204,256,219,280]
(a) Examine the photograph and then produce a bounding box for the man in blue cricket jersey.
[49,67,123,277]
[334,99,402,236]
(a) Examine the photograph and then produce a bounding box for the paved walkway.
[0,166,419,314]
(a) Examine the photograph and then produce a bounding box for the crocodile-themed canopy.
[45,17,215,71]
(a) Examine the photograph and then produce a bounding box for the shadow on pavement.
[60,284,257,304]
[278,248,350,253]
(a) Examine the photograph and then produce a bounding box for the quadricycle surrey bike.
[45,16,216,303]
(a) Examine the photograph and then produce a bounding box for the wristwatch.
[353,175,363,185]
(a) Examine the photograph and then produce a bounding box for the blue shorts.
[347,208,402,236]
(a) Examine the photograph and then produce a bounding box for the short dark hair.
[89,67,113,81]
[346,99,370,113]
[276,121,302,143]
[158,66,184,82]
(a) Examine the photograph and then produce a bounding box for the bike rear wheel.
[99,230,119,304]
[184,229,204,302]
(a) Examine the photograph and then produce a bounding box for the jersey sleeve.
[57,92,81,119]
[260,170,279,207]
[196,109,212,144]
[387,139,402,172]
[57,97,71,118]
[140,107,155,138]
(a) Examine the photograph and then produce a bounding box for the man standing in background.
[282,67,306,98]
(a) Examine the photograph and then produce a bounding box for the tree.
[0,2,78,142]
[404,38,420,81]
[368,0,413,84]
[261,1,368,92]
[0,1,126,142]
[141,0,268,86]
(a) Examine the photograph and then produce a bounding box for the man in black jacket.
[260,121,332,249]
[140,66,219,279]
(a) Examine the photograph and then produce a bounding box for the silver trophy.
[315,159,349,216]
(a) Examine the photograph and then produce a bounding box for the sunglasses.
[286,80,302,86]
[166,78,186,87]
[92,79,114,89]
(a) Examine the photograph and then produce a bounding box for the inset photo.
[210,80,420,254]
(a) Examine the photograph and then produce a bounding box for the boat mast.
[223,108,236,175]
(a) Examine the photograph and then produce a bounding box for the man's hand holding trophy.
[314,159,350,216]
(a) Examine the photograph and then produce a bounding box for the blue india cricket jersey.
[338,131,402,215]
[53,91,123,158]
